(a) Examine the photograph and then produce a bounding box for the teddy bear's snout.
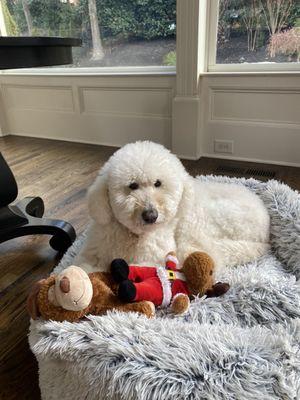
[60,276,70,293]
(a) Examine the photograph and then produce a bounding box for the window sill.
[202,70,300,77]
[0,65,176,76]
[208,63,300,74]
[1,65,299,78]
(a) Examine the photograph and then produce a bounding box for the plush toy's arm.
[171,293,190,314]
[27,279,46,319]
[165,252,180,271]
[206,282,230,298]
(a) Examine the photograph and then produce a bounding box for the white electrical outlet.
[214,140,234,154]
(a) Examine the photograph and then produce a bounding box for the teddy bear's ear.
[87,163,112,226]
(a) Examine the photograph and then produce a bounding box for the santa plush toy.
[110,251,229,314]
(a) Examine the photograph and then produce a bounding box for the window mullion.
[172,0,205,159]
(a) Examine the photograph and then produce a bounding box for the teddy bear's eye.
[129,182,139,190]
[210,270,213,275]
[154,180,162,188]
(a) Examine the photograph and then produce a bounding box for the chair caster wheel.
[49,234,73,253]
[16,196,45,218]
[25,197,44,218]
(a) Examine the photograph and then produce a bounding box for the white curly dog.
[75,141,270,274]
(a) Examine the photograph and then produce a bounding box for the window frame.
[1,0,299,77]
[207,0,300,73]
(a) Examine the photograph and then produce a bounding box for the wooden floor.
[0,135,299,400]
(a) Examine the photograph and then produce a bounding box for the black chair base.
[0,196,76,253]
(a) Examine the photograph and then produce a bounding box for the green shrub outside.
[163,50,176,66]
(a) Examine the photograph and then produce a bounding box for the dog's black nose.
[142,208,158,224]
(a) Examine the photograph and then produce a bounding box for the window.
[1,0,176,68]
[209,0,300,71]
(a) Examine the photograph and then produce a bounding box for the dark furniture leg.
[0,153,76,253]
[0,198,76,252]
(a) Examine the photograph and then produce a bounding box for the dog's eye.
[129,182,139,190]
[154,180,162,188]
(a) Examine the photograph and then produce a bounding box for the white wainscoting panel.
[0,82,8,136]
[211,88,300,126]
[81,87,172,117]
[200,75,300,166]
[3,84,75,112]
[0,74,175,148]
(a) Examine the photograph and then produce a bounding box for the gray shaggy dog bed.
[29,177,300,400]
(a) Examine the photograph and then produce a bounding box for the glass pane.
[2,0,176,67]
[216,0,300,64]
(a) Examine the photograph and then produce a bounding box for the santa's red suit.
[128,254,189,307]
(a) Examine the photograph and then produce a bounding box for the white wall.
[0,74,175,148]
[0,80,7,137]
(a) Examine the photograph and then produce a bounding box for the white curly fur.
[74,141,270,273]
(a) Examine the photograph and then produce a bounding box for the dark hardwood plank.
[0,135,299,400]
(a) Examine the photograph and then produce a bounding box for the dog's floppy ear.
[87,163,112,225]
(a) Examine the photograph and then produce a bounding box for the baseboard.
[201,153,300,168]
[6,132,124,150]
[177,154,200,161]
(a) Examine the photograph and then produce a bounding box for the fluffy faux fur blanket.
[29,176,300,400]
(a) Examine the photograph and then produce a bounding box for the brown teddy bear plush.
[27,266,156,322]
[27,252,229,322]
